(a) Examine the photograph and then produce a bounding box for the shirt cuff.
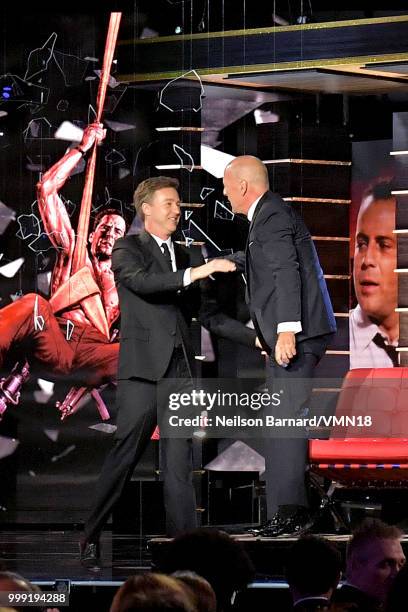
[277,321,302,334]
[183,268,192,287]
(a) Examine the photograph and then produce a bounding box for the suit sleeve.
[225,250,246,272]
[112,239,185,295]
[198,275,257,347]
[257,208,301,325]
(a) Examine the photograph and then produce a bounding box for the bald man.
[350,183,398,368]
[223,156,336,537]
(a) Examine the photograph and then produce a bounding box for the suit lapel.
[248,191,269,237]
[246,191,269,298]
[138,230,170,273]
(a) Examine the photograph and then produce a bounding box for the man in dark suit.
[223,156,336,536]
[285,535,342,611]
[80,176,258,570]
[332,519,405,612]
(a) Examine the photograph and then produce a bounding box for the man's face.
[89,214,126,260]
[349,538,405,602]
[142,187,181,239]
[353,197,397,324]
[223,166,245,214]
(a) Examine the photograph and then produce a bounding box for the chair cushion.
[310,438,408,463]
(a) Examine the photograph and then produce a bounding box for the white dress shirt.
[349,304,397,369]
[247,195,302,335]
[150,234,192,286]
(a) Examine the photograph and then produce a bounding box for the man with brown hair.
[333,518,405,612]
[80,176,258,570]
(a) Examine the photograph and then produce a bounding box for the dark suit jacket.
[293,597,331,611]
[243,191,336,353]
[112,231,257,381]
[332,584,382,612]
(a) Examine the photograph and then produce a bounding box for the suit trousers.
[262,337,329,517]
[83,346,197,540]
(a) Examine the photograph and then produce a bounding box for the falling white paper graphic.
[0,202,16,234]
[0,257,24,278]
[89,423,117,434]
[105,120,136,132]
[200,145,235,179]
[54,121,84,142]
[34,378,55,403]
[0,436,20,459]
[43,429,60,443]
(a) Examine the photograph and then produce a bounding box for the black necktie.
[161,242,173,271]
[372,332,399,367]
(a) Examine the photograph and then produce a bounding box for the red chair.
[309,368,408,528]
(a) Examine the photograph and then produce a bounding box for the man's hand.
[190,258,236,282]
[80,122,106,153]
[255,336,268,356]
[275,331,296,366]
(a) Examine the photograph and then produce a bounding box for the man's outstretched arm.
[112,240,236,296]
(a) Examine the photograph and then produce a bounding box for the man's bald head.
[223,155,269,215]
[226,156,269,186]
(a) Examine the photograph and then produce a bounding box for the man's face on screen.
[354,196,397,325]
[89,214,126,260]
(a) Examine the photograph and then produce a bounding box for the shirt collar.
[247,195,263,222]
[293,596,330,606]
[350,304,396,351]
[150,233,173,252]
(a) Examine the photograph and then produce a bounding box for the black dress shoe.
[79,539,101,571]
[249,508,314,537]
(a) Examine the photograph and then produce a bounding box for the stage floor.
[2,529,408,584]
[0,530,150,582]
[0,529,352,583]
